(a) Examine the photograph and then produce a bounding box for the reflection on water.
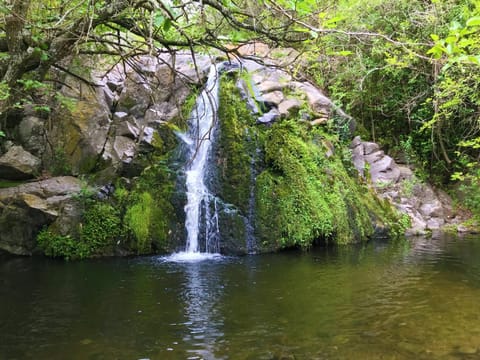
[181,262,225,359]
[1,234,480,359]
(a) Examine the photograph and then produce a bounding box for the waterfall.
[178,64,222,258]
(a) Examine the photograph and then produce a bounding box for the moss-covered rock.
[214,75,405,253]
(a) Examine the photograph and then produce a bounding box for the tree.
[0,0,314,129]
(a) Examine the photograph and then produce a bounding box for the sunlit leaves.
[466,16,480,26]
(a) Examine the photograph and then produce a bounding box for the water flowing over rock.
[182,64,222,255]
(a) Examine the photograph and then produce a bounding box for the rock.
[291,81,332,114]
[0,146,41,180]
[404,209,428,236]
[419,200,444,218]
[365,150,385,164]
[117,79,152,116]
[262,91,284,106]
[18,116,45,156]
[0,177,82,255]
[427,217,445,229]
[172,53,211,84]
[368,153,401,183]
[113,136,137,164]
[140,127,155,146]
[398,165,413,180]
[351,142,365,177]
[236,78,267,114]
[257,108,280,124]
[278,98,302,118]
[257,80,288,93]
[252,68,292,87]
[115,119,140,139]
[363,141,380,155]
[351,136,362,148]
[310,118,328,126]
[113,111,129,121]
[103,86,116,110]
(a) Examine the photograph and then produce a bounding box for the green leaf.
[154,13,165,27]
[163,18,172,32]
[337,50,353,56]
[466,16,480,27]
[430,34,439,41]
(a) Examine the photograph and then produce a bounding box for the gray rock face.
[0,177,82,255]
[351,135,464,235]
[0,146,41,180]
[18,116,45,156]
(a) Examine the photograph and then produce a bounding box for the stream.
[1,234,480,359]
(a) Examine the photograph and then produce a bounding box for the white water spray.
[180,64,222,258]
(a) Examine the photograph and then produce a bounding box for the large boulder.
[0,146,41,180]
[0,177,82,255]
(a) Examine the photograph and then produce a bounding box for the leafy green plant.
[80,203,123,252]
[37,229,90,260]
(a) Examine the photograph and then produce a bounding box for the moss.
[214,75,404,252]
[254,120,404,249]
[0,180,25,188]
[122,159,177,253]
[216,77,257,213]
[125,192,153,253]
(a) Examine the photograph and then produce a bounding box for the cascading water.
[172,64,222,260]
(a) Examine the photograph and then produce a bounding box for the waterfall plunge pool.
[1,234,480,359]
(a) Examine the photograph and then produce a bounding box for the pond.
[1,234,479,359]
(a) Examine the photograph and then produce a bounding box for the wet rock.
[0,146,41,180]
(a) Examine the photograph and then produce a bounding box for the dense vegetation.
[217,77,408,250]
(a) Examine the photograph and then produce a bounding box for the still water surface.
[1,234,480,359]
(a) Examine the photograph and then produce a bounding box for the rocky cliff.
[0,51,470,258]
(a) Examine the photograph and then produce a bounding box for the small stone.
[310,118,328,126]
[257,108,280,124]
